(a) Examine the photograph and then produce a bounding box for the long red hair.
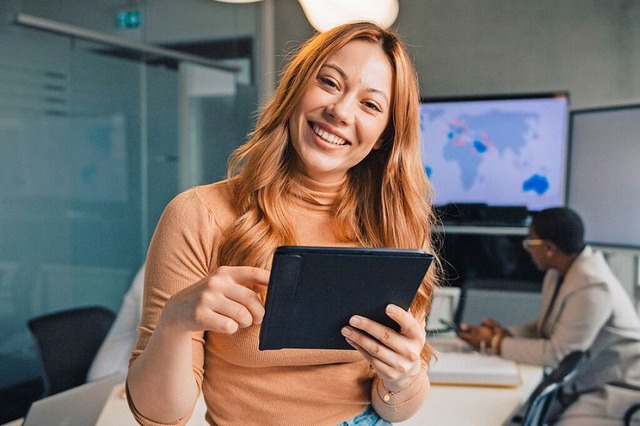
[218,22,440,362]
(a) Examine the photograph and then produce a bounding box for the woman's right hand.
[159,265,270,335]
[127,265,269,422]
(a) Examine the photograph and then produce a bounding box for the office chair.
[27,305,116,397]
[510,350,587,426]
[625,403,640,426]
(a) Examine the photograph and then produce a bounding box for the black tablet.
[259,246,434,350]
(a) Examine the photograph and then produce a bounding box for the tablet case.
[259,246,434,350]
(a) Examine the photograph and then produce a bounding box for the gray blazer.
[501,246,640,423]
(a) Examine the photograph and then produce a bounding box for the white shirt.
[87,265,144,381]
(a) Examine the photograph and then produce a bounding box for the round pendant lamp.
[298,0,399,32]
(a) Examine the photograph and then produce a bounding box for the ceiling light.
[298,0,399,32]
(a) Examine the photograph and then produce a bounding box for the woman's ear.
[544,241,558,256]
[374,128,392,150]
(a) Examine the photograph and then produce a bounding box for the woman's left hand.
[341,304,425,392]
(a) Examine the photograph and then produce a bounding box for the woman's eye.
[318,76,338,89]
[363,101,382,113]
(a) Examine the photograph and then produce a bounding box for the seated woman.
[458,207,640,425]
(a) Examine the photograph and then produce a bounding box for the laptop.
[23,375,122,426]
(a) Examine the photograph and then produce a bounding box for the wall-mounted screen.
[420,92,569,212]
[568,104,640,248]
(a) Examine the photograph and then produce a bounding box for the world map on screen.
[420,97,568,211]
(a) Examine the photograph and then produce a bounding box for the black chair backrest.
[625,403,640,426]
[510,350,587,426]
[27,305,116,397]
[543,350,586,384]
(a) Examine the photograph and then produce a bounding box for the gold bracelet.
[380,381,396,402]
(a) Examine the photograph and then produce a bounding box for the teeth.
[312,124,347,146]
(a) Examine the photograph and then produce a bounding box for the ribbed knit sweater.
[129,174,429,425]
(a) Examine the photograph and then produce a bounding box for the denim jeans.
[338,405,393,426]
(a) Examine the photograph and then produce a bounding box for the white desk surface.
[398,362,542,426]
[95,362,541,426]
[95,383,208,426]
[4,363,542,426]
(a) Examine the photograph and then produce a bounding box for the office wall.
[16,0,261,42]
[20,0,640,110]
[12,1,640,117]
[274,0,640,109]
[0,1,262,395]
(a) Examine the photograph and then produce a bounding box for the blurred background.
[0,1,638,422]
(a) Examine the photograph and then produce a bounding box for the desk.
[94,384,208,426]
[3,365,541,426]
[398,363,543,426]
[97,364,541,426]
[0,384,207,426]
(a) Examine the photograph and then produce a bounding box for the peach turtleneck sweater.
[128,174,429,425]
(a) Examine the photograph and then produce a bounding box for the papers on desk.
[429,351,522,387]
[96,382,137,426]
[428,334,522,387]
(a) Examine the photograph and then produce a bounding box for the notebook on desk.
[428,336,521,387]
[23,375,121,426]
[429,352,521,387]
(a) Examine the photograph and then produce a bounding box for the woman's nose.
[326,96,355,124]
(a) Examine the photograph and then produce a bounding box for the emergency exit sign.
[115,9,142,29]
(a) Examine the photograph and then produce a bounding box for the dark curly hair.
[531,207,586,254]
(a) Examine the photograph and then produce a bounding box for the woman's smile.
[311,122,350,147]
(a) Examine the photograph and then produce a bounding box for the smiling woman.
[126,21,439,426]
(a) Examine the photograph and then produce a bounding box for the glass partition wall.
[0,17,256,401]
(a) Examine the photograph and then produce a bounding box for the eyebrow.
[321,63,390,106]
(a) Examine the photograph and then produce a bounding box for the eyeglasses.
[522,238,546,252]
